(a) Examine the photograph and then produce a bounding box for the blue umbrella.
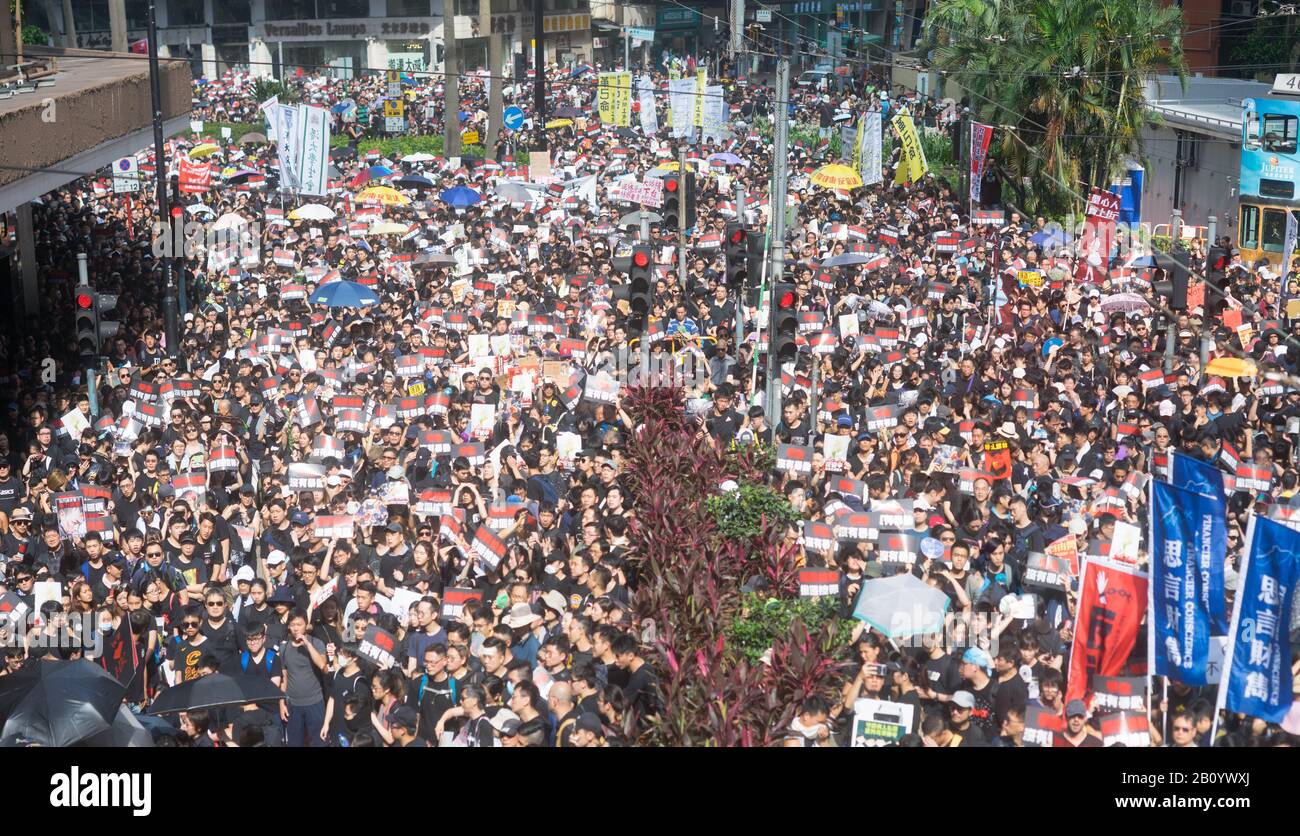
[439,186,482,207]
[367,165,394,179]
[708,152,743,166]
[309,280,380,308]
[330,102,350,114]
[1028,228,1068,248]
[570,64,594,78]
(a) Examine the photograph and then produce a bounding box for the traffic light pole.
[678,145,688,290]
[76,253,99,417]
[765,56,791,431]
[734,181,746,349]
[147,2,178,359]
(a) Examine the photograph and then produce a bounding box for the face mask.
[506,681,516,698]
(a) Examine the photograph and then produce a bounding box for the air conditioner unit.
[1230,0,1253,16]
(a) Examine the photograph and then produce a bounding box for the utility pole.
[1202,214,1217,370]
[445,0,461,158]
[678,144,689,289]
[735,180,746,348]
[765,56,790,424]
[147,1,178,358]
[959,106,970,217]
[532,0,546,152]
[61,0,76,47]
[730,0,744,73]
[479,1,504,159]
[109,0,128,53]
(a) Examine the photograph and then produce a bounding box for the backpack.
[240,648,277,675]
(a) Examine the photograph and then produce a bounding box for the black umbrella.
[0,659,126,747]
[555,105,583,119]
[330,145,358,161]
[147,673,283,715]
[72,706,155,748]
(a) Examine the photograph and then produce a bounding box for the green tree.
[924,0,1186,214]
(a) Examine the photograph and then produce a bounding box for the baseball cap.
[290,511,311,526]
[575,713,603,735]
[266,549,289,566]
[1065,699,1088,718]
[489,708,520,735]
[390,705,419,733]
[234,566,255,584]
[951,690,975,709]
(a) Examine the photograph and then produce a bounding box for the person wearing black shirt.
[408,645,457,743]
[200,591,240,669]
[612,634,659,718]
[110,472,142,534]
[705,386,744,445]
[224,621,283,683]
[775,401,813,447]
[0,460,22,515]
[992,646,1029,729]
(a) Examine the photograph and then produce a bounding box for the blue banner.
[1151,481,1215,684]
[1169,452,1229,634]
[1223,516,1300,723]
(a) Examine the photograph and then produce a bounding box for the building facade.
[39,0,595,81]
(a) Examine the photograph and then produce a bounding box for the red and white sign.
[611,177,664,208]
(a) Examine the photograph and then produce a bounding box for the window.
[1262,114,1298,154]
[1263,208,1289,253]
[126,0,151,28]
[491,0,519,11]
[1240,205,1259,250]
[455,0,482,15]
[213,0,252,24]
[1176,130,1198,169]
[167,0,206,26]
[1260,178,1295,200]
[389,0,431,14]
[266,0,315,19]
[320,0,370,16]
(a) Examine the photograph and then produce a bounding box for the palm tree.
[923,0,1186,214]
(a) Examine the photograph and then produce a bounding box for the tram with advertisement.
[1239,74,1300,266]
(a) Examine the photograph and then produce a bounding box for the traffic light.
[724,223,747,290]
[663,174,682,229]
[74,286,119,363]
[682,171,696,229]
[613,244,655,338]
[662,172,696,230]
[744,231,766,306]
[1152,250,1190,311]
[770,282,799,365]
[75,287,97,363]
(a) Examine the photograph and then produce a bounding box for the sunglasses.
[183,621,201,629]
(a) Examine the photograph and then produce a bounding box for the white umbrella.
[185,204,215,217]
[289,203,336,221]
[851,572,951,639]
[212,212,249,231]
[402,152,436,163]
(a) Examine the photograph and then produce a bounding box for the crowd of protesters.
[0,51,1296,749]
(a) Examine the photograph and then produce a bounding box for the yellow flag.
[693,69,707,127]
[891,112,928,185]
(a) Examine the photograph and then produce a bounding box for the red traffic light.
[76,292,94,309]
[778,291,796,308]
[665,177,679,193]
[633,251,650,267]
[729,229,745,245]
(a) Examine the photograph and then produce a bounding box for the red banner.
[178,158,211,193]
[1075,187,1121,284]
[969,123,993,207]
[1065,558,1149,707]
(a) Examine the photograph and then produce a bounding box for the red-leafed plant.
[622,384,850,746]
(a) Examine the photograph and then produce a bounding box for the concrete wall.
[0,46,192,194]
[1140,122,1241,235]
